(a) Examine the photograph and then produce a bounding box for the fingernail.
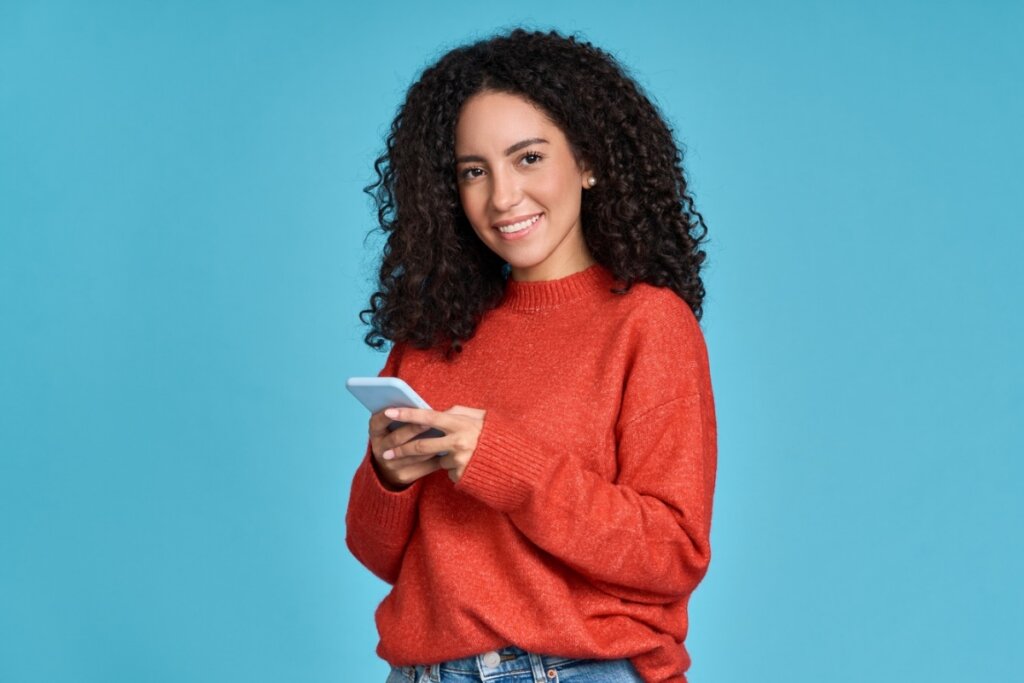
[384,408,398,418]
[382,450,394,460]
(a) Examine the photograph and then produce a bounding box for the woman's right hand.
[368,410,441,491]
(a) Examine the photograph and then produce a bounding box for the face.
[454,90,595,282]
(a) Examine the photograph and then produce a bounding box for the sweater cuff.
[455,410,555,512]
[350,452,422,541]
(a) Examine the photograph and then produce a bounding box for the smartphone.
[345,377,447,445]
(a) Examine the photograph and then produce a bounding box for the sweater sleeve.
[454,303,717,603]
[344,343,424,585]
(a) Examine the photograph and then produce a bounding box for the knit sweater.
[345,264,717,683]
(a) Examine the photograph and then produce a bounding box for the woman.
[346,28,716,683]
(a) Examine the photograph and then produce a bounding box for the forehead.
[455,91,564,151]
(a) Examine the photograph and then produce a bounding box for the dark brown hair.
[361,28,709,358]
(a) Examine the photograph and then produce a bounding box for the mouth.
[494,213,543,236]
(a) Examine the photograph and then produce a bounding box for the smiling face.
[454,90,595,282]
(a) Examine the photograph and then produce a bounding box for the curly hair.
[361,28,709,358]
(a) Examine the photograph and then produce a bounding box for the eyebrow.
[455,138,549,164]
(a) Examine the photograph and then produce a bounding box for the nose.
[489,167,523,213]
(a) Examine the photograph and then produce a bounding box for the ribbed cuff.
[350,451,422,540]
[455,411,556,512]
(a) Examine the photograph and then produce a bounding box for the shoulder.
[378,338,450,376]
[625,281,697,318]
[377,342,402,376]
[378,340,417,375]
[610,281,706,353]
[609,283,712,419]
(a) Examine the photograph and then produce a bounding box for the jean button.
[482,651,501,668]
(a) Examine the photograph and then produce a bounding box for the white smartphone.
[345,376,447,444]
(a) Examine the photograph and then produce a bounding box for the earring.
[587,176,597,187]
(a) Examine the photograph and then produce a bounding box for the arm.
[345,450,424,584]
[343,343,424,585]
[455,309,717,603]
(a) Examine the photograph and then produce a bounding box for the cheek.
[458,186,482,220]
[544,186,580,219]
[542,167,582,209]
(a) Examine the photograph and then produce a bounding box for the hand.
[380,405,486,484]
[368,409,441,491]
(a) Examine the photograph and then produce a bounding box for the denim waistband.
[400,645,588,682]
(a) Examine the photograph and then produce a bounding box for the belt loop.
[429,662,440,682]
[528,651,547,683]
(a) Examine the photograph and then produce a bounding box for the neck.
[510,252,597,282]
[509,225,596,282]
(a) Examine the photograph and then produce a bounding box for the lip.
[494,213,543,241]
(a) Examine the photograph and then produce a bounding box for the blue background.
[2,1,1021,681]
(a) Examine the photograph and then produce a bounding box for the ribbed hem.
[455,411,557,512]
[350,452,422,539]
[501,263,619,312]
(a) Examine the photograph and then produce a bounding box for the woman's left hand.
[381,405,486,484]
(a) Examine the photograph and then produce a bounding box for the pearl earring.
[587,176,597,187]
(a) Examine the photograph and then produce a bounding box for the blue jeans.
[385,645,643,682]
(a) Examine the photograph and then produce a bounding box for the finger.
[446,405,485,419]
[383,407,455,432]
[377,422,431,450]
[383,457,441,487]
[379,449,437,467]
[383,434,451,461]
[371,414,426,442]
[435,452,463,483]
[369,410,397,437]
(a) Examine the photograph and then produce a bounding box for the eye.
[458,167,485,181]
[520,151,543,166]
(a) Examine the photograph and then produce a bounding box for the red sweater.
[345,264,717,683]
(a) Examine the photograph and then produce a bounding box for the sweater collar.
[500,263,619,311]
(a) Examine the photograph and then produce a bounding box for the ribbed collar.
[500,263,619,312]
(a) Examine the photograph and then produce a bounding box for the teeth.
[497,214,540,233]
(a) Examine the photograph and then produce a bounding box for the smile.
[495,213,542,234]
